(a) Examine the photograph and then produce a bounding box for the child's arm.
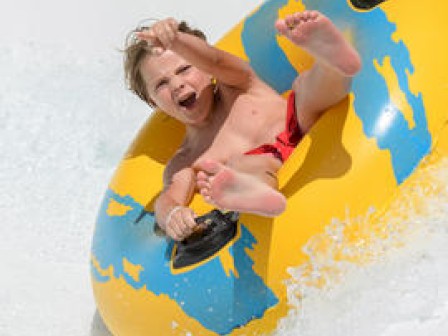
[154,166,198,241]
[137,18,257,91]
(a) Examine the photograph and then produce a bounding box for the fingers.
[136,17,179,51]
[135,29,158,46]
[155,18,178,49]
[165,206,198,241]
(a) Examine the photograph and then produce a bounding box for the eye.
[155,78,168,90]
[178,65,191,74]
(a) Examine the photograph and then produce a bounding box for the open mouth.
[178,93,197,109]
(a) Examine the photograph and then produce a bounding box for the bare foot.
[275,10,361,76]
[195,160,287,217]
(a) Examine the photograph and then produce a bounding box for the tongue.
[179,94,196,108]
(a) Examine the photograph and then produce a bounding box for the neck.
[185,87,223,138]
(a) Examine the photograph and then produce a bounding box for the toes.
[283,13,306,31]
[278,11,312,34]
[284,15,297,30]
[275,19,288,34]
[196,170,209,182]
[195,159,222,175]
[203,194,215,206]
[197,180,210,190]
[200,187,210,198]
[294,12,308,25]
[303,10,318,22]
[279,11,319,33]
[303,11,312,21]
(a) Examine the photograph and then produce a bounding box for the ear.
[211,77,218,94]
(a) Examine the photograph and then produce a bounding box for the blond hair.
[123,21,207,106]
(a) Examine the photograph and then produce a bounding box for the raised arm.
[136,18,257,90]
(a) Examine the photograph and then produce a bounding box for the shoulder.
[217,72,270,103]
[219,75,279,105]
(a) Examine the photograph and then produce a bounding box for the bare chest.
[194,93,287,163]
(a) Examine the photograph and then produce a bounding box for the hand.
[164,206,198,241]
[136,18,179,53]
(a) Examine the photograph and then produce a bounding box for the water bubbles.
[274,159,448,336]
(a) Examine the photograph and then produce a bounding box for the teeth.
[179,93,196,107]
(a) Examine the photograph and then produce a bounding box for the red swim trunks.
[245,92,302,163]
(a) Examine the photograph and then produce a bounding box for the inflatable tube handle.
[172,210,239,269]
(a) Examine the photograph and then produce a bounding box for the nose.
[170,75,185,93]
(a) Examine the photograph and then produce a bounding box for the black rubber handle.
[172,210,239,269]
[350,0,386,10]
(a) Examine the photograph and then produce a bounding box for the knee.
[292,73,305,93]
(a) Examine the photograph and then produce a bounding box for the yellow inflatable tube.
[91,0,448,334]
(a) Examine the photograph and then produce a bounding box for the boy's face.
[141,50,215,126]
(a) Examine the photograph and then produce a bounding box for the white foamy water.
[274,160,448,336]
[0,41,145,335]
[0,1,263,335]
[1,1,447,335]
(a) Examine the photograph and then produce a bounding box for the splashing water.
[1,22,447,336]
[0,41,148,335]
[274,158,448,336]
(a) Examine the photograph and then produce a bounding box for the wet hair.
[123,20,207,107]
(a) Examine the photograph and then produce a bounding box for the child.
[125,11,361,241]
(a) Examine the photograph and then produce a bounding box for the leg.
[276,10,361,132]
[226,154,282,188]
[194,156,286,217]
